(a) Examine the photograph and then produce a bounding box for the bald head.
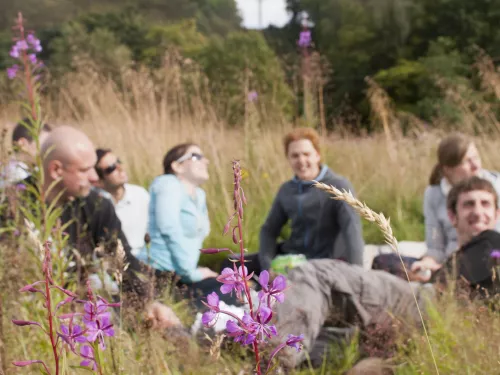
[41,126,99,200]
[41,126,94,166]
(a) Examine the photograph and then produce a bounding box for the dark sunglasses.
[176,152,205,163]
[97,159,122,177]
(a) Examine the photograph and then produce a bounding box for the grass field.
[1,66,500,374]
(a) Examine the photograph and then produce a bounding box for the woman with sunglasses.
[137,143,231,307]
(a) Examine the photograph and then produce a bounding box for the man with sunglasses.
[94,148,149,256]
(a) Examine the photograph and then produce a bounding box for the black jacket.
[19,176,148,297]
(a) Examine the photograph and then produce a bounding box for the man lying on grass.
[268,175,500,369]
[192,176,500,370]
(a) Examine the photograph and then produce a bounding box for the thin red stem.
[217,309,246,326]
[44,269,59,375]
[234,189,261,374]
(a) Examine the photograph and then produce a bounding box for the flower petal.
[259,270,269,289]
[207,292,220,308]
[226,320,242,334]
[257,306,272,324]
[202,311,216,326]
[220,283,234,294]
[272,275,286,291]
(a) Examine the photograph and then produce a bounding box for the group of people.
[3,118,500,370]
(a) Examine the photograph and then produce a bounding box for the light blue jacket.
[137,174,210,283]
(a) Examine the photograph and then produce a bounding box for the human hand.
[198,267,218,279]
[145,301,183,330]
[410,257,441,282]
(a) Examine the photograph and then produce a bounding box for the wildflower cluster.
[12,243,120,374]
[6,13,44,120]
[200,161,304,374]
[7,13,43,79]
[298,29,311,48]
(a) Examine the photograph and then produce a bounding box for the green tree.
[198,31,294,124]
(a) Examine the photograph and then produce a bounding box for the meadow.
[2,59,500,374]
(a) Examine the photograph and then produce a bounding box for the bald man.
[20,126,176,327]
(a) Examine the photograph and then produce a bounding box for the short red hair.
[283,128,321,155]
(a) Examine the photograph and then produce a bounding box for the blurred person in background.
[372,132,500,280]
[94,148,149,256]
[222,127,364,276]
[0,118,51,188]
[136,143,239,308]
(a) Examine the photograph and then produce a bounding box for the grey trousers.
[269,259,433,369]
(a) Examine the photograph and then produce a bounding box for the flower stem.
[233,161,261,375]
[44,258,59,375]
[93,342,104,375]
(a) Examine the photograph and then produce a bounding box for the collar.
[440,170,487,196]
[116,184,131,205]
[440,177,452,196]
[292,164,328,185]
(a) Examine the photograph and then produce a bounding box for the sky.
[236,0,290,29]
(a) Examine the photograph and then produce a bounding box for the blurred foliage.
[4,0,500,128]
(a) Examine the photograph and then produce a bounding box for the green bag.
[270,254,307,275]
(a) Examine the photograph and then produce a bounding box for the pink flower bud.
[200,248,231,255]
[12,319,42,328]
[13,360,45,367]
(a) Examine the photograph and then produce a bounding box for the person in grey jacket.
[220,128,364,276]
[373,133,500,280]
[258,128,364,272]
[411,133,500,279]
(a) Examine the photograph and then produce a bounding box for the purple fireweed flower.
[83,296,119,324]
[226,317,256,345]
[266,333,305,372]
[247,305,277,344]
[59,323,87,351]
[26,34,37,47]
[286,334,304,352]
[7,65,18,79]
[258,270,286,305]
[32,40,42,53]
[298,30,312,48]
[61,323,86,342]
[491,250,500,259]
[28,54,37,64]
[248,90,258,102]
[202,292,220,326]
[10,46,19,59]
[16,183,26,191]
[80,345,97,371]
[85,314,115,350]
[217,265,253,299]
[16,40,29,51]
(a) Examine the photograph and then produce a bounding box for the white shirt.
[0,159,29,188]
[105,183,150,256]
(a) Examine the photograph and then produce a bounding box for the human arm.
[153,178,203,283]
[422,186,448,263]
[333,180,364,266]
[258,189,288,271]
